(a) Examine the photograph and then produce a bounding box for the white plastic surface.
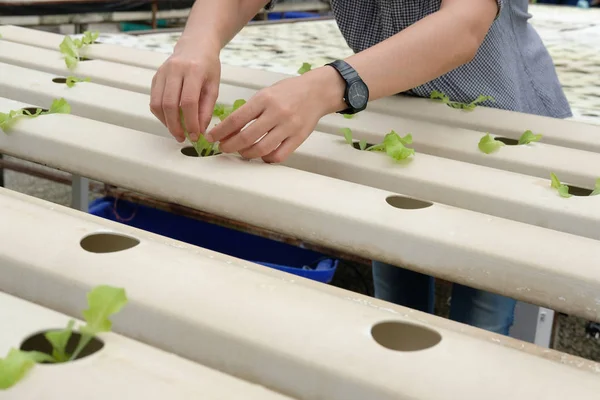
[1,187,600,400]
[0,291,295,399]
[1,24,597,153]
[1,97,600,320]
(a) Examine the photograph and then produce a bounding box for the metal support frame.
[511,303,555,348]
[70,175,89,212]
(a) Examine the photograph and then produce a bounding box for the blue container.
[88,197,338,283]
[267,11,319,20]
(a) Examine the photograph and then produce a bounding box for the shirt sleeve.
[494,0,503,19]
[267,0,502,17]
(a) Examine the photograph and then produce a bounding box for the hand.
[205,67,345,163]
[150,37,221,142]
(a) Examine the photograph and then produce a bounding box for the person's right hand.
[150,38,221,143]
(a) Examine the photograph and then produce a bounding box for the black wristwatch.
[326,60,369,115]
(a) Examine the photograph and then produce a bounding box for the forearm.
[176,0,270,53]
[307,0,498,114]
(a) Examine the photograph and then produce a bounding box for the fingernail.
[190,132,198,141]
[205,133,214,142]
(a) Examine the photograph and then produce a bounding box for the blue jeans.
[373,261,516,335]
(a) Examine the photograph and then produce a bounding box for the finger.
[262,133,306,164]
[219,114,276,154]
[238,125,288,160]
[149,71,167,126]
[198,81,219,135]
[180,74,203,141]
[162,75,185,142]
[206,100,263,143]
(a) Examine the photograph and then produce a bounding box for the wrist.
[303,66,347,115]
[175,33,221,56]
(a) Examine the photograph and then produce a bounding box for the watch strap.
[326,60,360,85]
[326,60,362,114]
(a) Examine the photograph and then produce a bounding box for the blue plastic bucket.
[88,197,338,283]
[267,11,319,20]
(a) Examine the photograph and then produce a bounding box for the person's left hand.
[205,68,344,163]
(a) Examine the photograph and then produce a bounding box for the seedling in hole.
[297,62,312,75]
[341,127,367,149]
[430,90,494,111]
[0,285,128,390]
[518,130,542,145]
[550,173,600,198]
[591,179,600,196]
[341,127,415,161]
[59,31,98,69]
[65,76,91,87]
[0,98,71,132]
[550,173,572,198]
[478,133,505,154]
[180,99,248,156]
[180,109,220,156]
[479,130,543,154]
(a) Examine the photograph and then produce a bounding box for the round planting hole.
[494,137,519,146]
[22,107,49,114]
[371,321,442,351]
[567,185,594,196]
[80,232,140,253]
[20,330,104,362]
[180,146,218,157]
[52,77,67,84]
[352,142,375,151]
[386,195,432,210]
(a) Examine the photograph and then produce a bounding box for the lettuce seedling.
[0,285,127,390]
[550,173,572,198]
[182,98,248,156]
[180,99,247,156]
[478,133,505,154]
[77,31,99,47]
[341,128,414,160]
[0,349,53,389]
[47,98,71,114]
[65,76,91,87]
[68,285,127,360]
[59,36,80,69]
[0,98,71,132]
[367,131,415,161]
[550,174,600,198]
[340,128,366,150]
[59,31,98,69]
[180,109,219,156]
[297,62,312,75]
[430,90,494,111]
[341,127,353,144]
[213,99,246,122]
[518,130,542,145]
[45,320,75,362]
[589,178,600,196]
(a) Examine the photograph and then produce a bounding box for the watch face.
[347,81,369,109]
